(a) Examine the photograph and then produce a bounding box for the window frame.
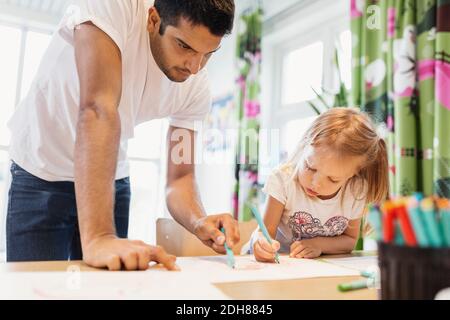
[269,18,350,131]
[274,30,328,112]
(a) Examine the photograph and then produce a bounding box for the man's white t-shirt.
[258,164,367,253]
[8,0,211,182]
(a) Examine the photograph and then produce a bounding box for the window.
[282,116,317,159]
[0,26,52,147]
[281,41,324,106]
[0,25,21,146]
[0,23,53,255]
[21,31,52,100]
[338,30,352,91]
[260,0,350,177]
[127,120,168,244]
[128,121,165,160]
[0,25,43,254]
[0,150,9,258]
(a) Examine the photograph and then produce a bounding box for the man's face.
[147,8,223,82]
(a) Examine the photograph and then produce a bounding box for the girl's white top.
[252,163,367,253]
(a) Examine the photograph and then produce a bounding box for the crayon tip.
[275,255,280,264]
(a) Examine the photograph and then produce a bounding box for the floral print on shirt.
[288,211,349,241]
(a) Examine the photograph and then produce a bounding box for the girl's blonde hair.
[288,107,389,205]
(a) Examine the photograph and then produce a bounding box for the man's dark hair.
[154,0,235,37]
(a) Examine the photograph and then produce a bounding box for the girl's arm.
[252,196,284,262]
[264,196,285,239]
[290,218,362,258]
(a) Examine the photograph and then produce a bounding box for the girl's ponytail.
[361,138,389,204]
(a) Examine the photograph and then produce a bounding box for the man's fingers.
[202,239,226,255]
[211,242,227,254]
[121,251,139,271]
[201,237,227,255]
[105,254,122,271]
[159,253,178,271]
[208,226,226,246]
[136,248,151,271]
[132,240,147,246]
[221,216,240,247]
[149,245,178,271]
[201,239,215,248]
[83,238,179,271]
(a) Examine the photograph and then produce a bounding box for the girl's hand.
[253,232,280,263]
[290,239,322,259]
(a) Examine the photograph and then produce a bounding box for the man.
[7,0,240,270]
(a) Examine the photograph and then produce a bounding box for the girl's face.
[296,145,365,200]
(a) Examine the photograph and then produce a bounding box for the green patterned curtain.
[232,5,263,221]
[351,0,450,198]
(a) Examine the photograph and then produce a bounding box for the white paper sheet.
[154,255,360,283]
[0,255,364,299]
[320,256,379,272]
[0,271,229,300]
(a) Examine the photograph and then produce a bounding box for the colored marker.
[361,270,376,278]
[367,205,383,241]
[394,220,405,245]
[406,196,430,247]
[421,198,443,247]
[250,205,280,264]
[381,201,396,243]
[395,202,418,246]
[220,227,235,269]
[437,199,450,246]
[338,279,369,292]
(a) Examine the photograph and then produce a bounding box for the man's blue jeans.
[6,162,130,262]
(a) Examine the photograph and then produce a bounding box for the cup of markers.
[368,195,450,300]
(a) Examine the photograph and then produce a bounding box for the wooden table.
[0,253,379,300]
[215,276,377,300]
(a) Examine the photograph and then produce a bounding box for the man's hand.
[83,235,179,271]
[290,239,322,259]
[165,126,241,254]
[193,214,240,254]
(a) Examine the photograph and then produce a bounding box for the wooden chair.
[156,218,257,257]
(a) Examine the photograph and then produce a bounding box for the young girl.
[252,107,389,262]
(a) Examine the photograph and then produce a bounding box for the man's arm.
[165,126,240,253]
[74,21,121,247]
[74,22,177,271]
